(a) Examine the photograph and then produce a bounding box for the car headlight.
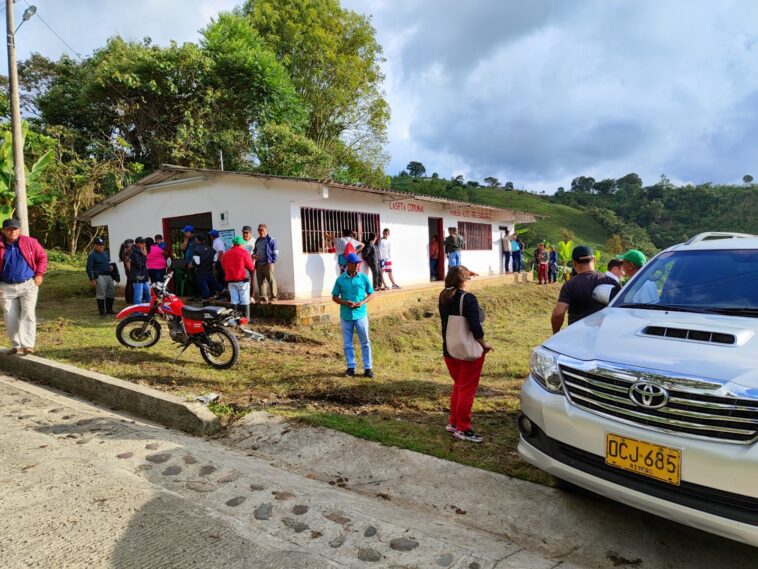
[530,346,563,393]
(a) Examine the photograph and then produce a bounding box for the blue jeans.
[430,258,439,279]
[228,281,250,305]
[502,251,511,272]
[512,251,523,272]
[340,316,372,370]
[196,273,223,301]
[448,251,461,268]
[132,282,151,304]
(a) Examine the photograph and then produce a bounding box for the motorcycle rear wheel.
[116,315,161,348]
[200,326,239,369]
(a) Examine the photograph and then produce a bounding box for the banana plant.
[0,121,55,222]
[556,240,574,281]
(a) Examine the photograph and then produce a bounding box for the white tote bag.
[445,292,484,361]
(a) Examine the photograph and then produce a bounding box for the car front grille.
[560,365,758,444]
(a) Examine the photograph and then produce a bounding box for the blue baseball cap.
[209,229,219,237]
[345,252,361,264]
[182,225,194,233]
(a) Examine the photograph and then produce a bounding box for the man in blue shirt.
[331,252,375,378]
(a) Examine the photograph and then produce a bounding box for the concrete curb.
[0,350,219,435]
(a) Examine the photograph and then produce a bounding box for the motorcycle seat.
[181,305,227,321]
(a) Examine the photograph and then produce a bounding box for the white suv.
[518,232,758,546]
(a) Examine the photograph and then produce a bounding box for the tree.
[241,0,390,183]
[504,181,514,190]
[406,161,426,177]
[570,176,595,193]
[605,234,624,255]
[615,173,643,192]
[466,180,480,188]
[743,174,753,185]
[483,176,501,187]
[594,178,616,195]
[431,172,439,179]
[452,174,464,186]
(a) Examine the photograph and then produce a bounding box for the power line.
[23,0,80,58]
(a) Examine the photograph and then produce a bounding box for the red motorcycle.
[115,268,246,369]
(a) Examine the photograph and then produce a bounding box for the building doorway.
[428,217,444,281]
[162,212,213,260]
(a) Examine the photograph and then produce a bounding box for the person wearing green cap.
[617,249,659,304]
[221,235,256,319]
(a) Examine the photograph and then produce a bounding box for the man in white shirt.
[209,229,226,290]
[240,225,256,302]
[605,258,624,283]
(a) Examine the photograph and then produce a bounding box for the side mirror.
[592,284,617,306]
[166,257,173,268]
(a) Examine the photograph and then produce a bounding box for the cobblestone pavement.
[0,376,580,569]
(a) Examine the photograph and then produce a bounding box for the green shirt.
[331,271,374,321]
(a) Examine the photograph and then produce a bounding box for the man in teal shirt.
[331,252,375,378]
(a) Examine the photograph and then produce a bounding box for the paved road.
[0,376,577,569]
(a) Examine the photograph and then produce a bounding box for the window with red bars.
[301,207,381,253]
[458,221,493,251]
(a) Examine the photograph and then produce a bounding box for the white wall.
[90,174,518,299]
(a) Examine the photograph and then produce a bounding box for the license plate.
[605,433,681,485]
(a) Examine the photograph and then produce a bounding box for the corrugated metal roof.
[79,164,538,223]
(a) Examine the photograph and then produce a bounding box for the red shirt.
[221,245,255,281]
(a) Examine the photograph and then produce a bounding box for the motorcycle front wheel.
[116,315,161,348]
[200,327,240,369]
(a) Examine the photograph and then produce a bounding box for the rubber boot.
[97,299,106,317]
[105,297,116,315]
[233,304,239,315]
[243,303,250,320]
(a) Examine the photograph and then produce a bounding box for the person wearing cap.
[125,237,150,304]
[331,252,375,378]
[191,232,224,306]
[0,219,48,355]
[181,225,198,299]
[551,245,619,333]
[221,236,256,320]
[617,249,658,303]
[86,238,117,316]
[253,224,279,303]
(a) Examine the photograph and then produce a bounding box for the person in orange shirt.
[221,236,255,319]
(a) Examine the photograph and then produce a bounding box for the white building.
[80,165,536,299]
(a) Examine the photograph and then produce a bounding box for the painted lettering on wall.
[389,201,425,213]
[448,208,493,220]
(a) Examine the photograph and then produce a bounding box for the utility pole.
[5,0,29,234]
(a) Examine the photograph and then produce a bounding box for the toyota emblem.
[629,382,669,409]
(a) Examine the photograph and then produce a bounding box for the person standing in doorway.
[332,252,375,378]
[210,229,226,287]
[439,265,492,443]
[222,236,255,321]
[444,227,465,268]
[127,237,150,304]
[501,228,513,272]
[145,236,168,284]
[181,225,197,299]
[378,228,400,289]
[429,234,440,280]
[510,233,523,273]
[87,237,116,316]
[0,219,48,355]
[191,233,223,306]
[253,224,279,303]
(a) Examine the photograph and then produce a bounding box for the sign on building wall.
[218,229,236,249]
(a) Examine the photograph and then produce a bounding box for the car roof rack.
[684,231,757,245]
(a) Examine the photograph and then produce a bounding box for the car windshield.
[615,249,758,315]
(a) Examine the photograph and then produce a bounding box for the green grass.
[12,265,560,485]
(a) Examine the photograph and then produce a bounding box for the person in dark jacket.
[361,233,381,291]
[439,265,493,443]
[191,232,223,306]
[0,218,48,355]
[126,237,150,304]
[119,239,134,304]
[253,224,279,302]
[86,238,116,316]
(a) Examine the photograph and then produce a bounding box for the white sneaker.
[453,430,483,443]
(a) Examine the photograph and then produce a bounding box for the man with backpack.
[191,233,223,306]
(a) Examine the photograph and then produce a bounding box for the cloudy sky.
[3,0,758,191]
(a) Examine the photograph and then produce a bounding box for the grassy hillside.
[391,176,612,251]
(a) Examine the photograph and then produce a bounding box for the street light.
[5,2,37,235]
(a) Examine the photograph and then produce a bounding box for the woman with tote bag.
[438,266,493,443]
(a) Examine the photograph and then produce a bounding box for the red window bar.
[458,221,493,251]
[301,207,381,253]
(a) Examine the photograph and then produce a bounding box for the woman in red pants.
[438,266,493,443]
